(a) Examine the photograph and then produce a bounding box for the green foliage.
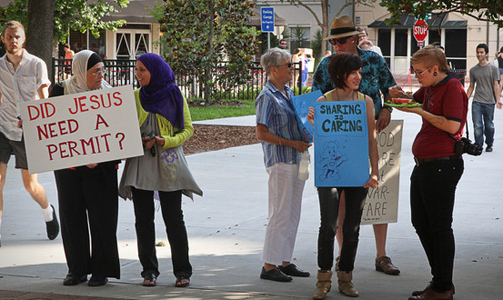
[260,32,279,53]
[152,0,260,103]
[380,0,503,27]
[292,85,311,95]
[0,0,129,43]
[292,26,308,44]
[310,29,323,69]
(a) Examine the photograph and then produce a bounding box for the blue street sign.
[261,7,274,32]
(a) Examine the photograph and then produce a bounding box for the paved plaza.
[0,108,502,299]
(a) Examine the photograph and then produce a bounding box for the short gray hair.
[260,48,291,75]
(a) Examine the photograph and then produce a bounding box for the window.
[290,26,311,50]
[395,29,408,56]
[445,29,467,70]
[69,29,106,58]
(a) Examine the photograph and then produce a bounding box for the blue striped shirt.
[255,81,303,167]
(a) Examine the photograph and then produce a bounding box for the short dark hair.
[2,20,25,37]
[476,43,489,54]
[328,53,362,89]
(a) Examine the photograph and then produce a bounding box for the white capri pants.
[262,162,305,265]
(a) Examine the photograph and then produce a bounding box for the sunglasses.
[276,62,293,68]
[329,36,351,45]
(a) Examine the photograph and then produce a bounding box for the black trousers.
[54,162,120,278]
[132,188,192,279]
[317,186,367,272]
[410,158,463,292]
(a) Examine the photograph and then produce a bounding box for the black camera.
[455,137,482,156]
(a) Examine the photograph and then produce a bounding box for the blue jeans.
[317,187,367,272]
[410,158,463,292]
[472,101,495,147]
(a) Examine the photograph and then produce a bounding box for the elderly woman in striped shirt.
[255,48,312,283]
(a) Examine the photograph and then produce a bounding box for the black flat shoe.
[46,205,60,240]
[88,275,108,286]
[63,274,87,286]
[260,267,292,282]
[278,264,310,277]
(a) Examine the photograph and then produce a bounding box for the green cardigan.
[134,88,194,149]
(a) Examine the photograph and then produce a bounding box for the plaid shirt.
[255,81,303,168]
[312,48,396,118]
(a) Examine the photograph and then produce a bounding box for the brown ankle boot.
[312,270,333,300]
[337,271,359,297]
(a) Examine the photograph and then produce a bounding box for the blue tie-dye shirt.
[312,48,396,118]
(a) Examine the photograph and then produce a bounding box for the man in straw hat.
[311,15,399,300]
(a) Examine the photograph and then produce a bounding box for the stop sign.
[413,19,428,42]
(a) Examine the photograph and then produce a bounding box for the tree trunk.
[320,0,328,58]
[203,0,215,103]
[25,0,56,86]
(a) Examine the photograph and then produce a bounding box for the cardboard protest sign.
[361,120,403,225]
[292,90,322,142]
[314,101,369,187]
[20,85,143,174]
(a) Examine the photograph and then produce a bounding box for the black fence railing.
[52,58,304,100]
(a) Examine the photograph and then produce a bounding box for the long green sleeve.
[134,88,194,149]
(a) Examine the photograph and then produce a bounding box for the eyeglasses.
[413,67,432,79]
[329,36,351,45]
[276,62,293,68]
[279,42,287,45]
[91,69,106,77]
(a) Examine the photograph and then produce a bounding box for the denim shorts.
[0,131,28,169]
[499,68,503,75]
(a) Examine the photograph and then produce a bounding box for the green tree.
[152,0,260,103]
[291,26,308,47]
[279,1,378,60]
[0,0,129,44]
[0,0,129,80]
[310,29,323,69]
[380,0,503,27]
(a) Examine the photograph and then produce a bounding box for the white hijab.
[63,50,112,94]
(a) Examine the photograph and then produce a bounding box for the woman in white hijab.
[49,50,120,287]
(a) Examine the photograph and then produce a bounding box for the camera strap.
[447,122,470,142]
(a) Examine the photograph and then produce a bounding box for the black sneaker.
[46,205,60,240]
[260,267,292,282]
[486,145,493,152]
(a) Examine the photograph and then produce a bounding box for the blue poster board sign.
[314,101,369,187]
[261,7,274,32]
[292,90,322,143]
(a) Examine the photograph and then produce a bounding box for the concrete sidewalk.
[0,109,502,300]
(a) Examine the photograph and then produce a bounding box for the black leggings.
[132,188,192,278]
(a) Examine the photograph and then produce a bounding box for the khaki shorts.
[0,131,28,170]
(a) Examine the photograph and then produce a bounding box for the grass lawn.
[188,100,255,122]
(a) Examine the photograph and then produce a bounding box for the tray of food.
[386,98,422,107]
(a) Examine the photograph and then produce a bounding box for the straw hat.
[324,15,360,41]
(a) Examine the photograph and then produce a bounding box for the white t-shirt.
[0,50,50,141]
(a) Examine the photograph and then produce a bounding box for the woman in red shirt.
[390,45,467,300]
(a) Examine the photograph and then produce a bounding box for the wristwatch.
[383,105,393,113]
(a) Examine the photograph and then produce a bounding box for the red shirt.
[412,74,468,159]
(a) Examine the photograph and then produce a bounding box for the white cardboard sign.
[361,119,403,225]
[20,85,143,174]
